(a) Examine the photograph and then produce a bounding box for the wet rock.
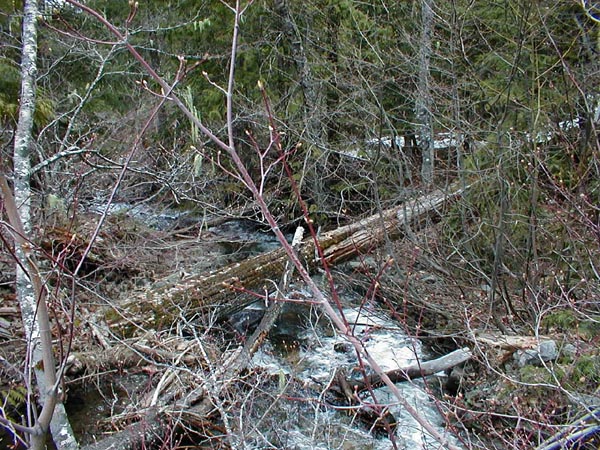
[445,366,466,395]
[333,342,353,354]
[269,304,311,354]
[228,307,265,335]
[516,340,558,367]
[270,333,304,355]
[562,343,577,358]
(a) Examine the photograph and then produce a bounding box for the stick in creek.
[337,347,473,395]
[242,225,305,357]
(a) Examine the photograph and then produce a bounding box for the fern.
[1,385,27,411]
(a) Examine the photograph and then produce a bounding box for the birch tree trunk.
[416,0,435,187]
[11,1,77,448]
[13,0,45,446]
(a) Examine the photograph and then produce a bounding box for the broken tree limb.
[65,336,210,376]
[337,347,472,395]
[243,226,305,357]
[107,185,466,336]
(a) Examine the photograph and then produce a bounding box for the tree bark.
[8,1,77,448]
[108,185,465,335]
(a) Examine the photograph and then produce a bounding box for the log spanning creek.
[65,203,467,449]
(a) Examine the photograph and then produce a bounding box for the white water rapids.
[251,301,464,450]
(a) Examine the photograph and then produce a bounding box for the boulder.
[516,340,558,367]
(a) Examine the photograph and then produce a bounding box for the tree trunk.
[108,185,465,335]
[416,0,435,186]
[9,1,77,448]
[13,0,39,376]
[273,0,324,145]
[273,0,328,205]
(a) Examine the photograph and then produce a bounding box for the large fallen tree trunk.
[107,185,466,336]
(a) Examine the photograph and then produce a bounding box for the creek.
[68,204,463,449]
[243,286,463,449]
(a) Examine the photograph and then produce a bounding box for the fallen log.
[107,185,466,336]
[65,336,210,376]
[356,347,472,392]
[471,332,557,366]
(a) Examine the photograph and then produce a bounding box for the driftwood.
[107,185,465,335]
[471,333,556,365]
[332,347,472,398]
[326,347,471,435]
[474,333,554,350]
[356,347,472,391]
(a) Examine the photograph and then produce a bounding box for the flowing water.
[249,296,463,450]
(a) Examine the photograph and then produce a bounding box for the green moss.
[570,356,600,385]
[103,308,137,339]
[542,310,577,331]
[519,365,541,383]
[578,319,600,340]
[515,364,566,386]
[103,308,120,323]
[543,311,600,340]
[493,366,566,414]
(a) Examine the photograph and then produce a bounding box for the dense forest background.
[1,1,599,449]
